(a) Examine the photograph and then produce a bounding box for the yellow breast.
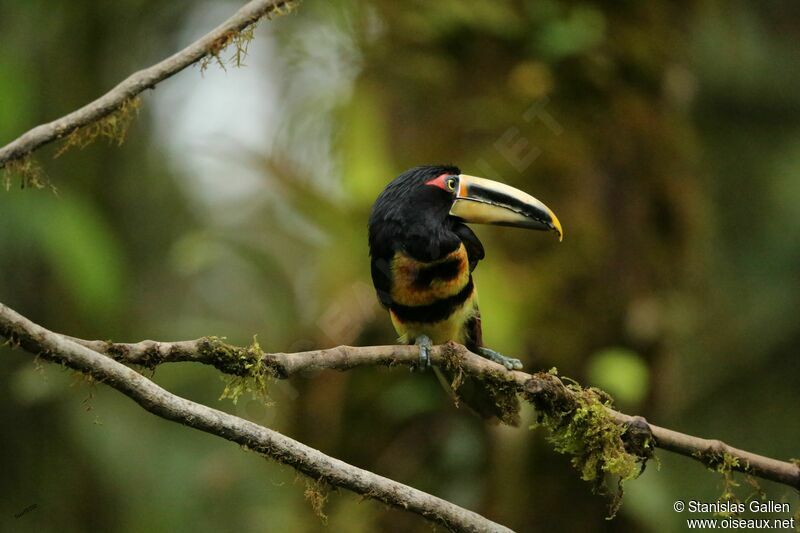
[390,291,478,345]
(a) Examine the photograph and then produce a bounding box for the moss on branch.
[212,336,274,404]
[199,0,299,72]
[304,478,331,524]
[525,371,650,517]
[55,97,141,158]
[2,156,47,190]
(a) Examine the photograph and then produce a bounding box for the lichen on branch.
[525,370,651,517]
[200,25,258,72]
[32,331,800,494]
[0,0,302,171]
[699,449,752,514]
[213,336,274,404]
[55,97,141,158]
[2,156,48,190]
[304,478,330,524]
[199,0,299,73]
[0,302,512,533]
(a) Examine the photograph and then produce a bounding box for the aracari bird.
[368,165,562,424]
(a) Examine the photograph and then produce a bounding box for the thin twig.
[0,0,296,169]
[68,335,800,491]
[0,303,512,533]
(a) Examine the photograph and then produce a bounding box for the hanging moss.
[304,478,330,524]
[209,336,275,405]
[480,366,523,426]
[743,475,766,503]
[54,97,141,159]
[440,343,521,425]
[693,450,752,515]
[2,156,48,190]
[200,1,299,73]
[716,453,742,507]
[103,335,280,404]
[201,25,257,73]
[525,371,651,518]
[441,342,466,391]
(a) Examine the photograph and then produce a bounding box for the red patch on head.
[425,173,450,191]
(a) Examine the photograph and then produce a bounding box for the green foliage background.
[1,1,799,531]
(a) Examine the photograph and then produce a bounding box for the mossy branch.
[63,333,800,496]
[526,373,651,518]
[0,302,512,533]
[0,0,298,171]
[3,302,799,526]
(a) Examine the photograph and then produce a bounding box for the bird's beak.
[449,174,563,241]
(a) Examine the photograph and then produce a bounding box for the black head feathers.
[368,165,462,261]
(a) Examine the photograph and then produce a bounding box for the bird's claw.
[477,347,523,370]
[413,335,433,371]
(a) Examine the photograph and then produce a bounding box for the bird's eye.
[446,177,457,191]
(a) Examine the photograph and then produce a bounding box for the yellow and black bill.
[430,174,563,240]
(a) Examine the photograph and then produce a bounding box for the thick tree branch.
[70,335,800,491]
[0,0,295,169]
[0,303,512,533]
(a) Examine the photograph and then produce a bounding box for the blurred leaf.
[0,192,126,320]
[0,57,34,138]
[340,84,394,203]
[586,347,649,408]
[38,194,127,319]
[535,4,606,59]
[397,0,523,40]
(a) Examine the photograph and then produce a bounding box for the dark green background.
[1,1,798,531]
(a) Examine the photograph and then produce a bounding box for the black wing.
[452,223,485,272]
[370,255,394,309]
[464,311,483,352]
[454,222,485,351]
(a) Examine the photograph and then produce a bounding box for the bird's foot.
[413,335,433,371]
[477,347,523,370]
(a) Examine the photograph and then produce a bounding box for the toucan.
[368,165,562,425]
